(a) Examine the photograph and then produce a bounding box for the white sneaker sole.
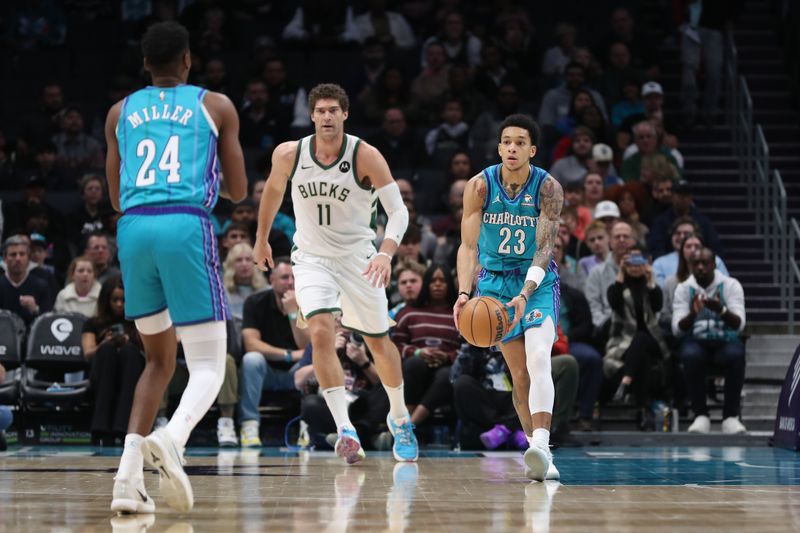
[523,447,549,481]
[143,435,194,512]
[545,463,560,480]
[110,496,155,514]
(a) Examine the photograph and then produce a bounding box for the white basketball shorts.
[291,244,391,336]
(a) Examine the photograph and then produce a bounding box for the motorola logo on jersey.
[339,161,351,173]
[51,318,73,342]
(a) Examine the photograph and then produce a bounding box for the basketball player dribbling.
[453,114,563,481]
[105,21,247,513]
[253,83,419,464]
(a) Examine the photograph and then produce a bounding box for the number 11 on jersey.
[317,203,331,225]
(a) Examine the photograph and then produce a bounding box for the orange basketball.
[458,296,510,347]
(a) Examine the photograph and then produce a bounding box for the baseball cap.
[25,175,46,188]
[29,233,48,248]
[594,200,621,220]
[592,143,613,163]
[625,254,648,266]
[641,81,663,97]
[674,180,692,195]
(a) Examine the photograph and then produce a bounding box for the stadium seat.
[0,310,26,405]
[21,312,89,408]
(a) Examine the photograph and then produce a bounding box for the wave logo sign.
[50,318,73,342]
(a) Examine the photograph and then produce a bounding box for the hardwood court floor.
[1,446,799,532]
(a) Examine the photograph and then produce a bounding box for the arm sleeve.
[377,182,409,245]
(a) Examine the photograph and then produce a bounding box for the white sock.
[526,435,535,448]
[167,322,227,448]
[383,382,410,421]
[532,428,550,449]
[323,386,354,431]
[117,433,144,479]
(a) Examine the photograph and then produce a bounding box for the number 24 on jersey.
[135,135,182,186]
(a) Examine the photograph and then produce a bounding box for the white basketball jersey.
[290,134,378,256]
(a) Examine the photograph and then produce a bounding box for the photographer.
[81,275,144,443]
[605,245,669,430]
[295,322,389,449]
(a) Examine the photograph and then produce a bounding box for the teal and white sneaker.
[386,415,419,462]
[335,426,366,465]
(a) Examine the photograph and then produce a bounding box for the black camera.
[109,323,126,337]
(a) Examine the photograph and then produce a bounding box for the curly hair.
[308,83,350,113]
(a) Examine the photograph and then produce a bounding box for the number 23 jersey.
[478,163,551,271]
[290,134,378,257]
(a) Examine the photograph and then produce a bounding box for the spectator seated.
[0,310,25,404]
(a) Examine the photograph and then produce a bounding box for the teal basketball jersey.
[478,163,550,271]
[116,85,220,212]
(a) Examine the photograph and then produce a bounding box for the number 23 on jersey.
[498,227,526,254]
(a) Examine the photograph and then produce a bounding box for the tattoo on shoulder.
[473,175,487,201]
[539,176,564,218]
[531,177,563,271]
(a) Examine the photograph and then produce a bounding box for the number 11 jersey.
[290,134,378,257]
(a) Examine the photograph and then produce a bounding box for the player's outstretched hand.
[253,240,274,271]
[362,253,391,289]
[452,293,469,327]
[506,294,527,332]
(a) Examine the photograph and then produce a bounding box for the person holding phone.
[605,244,669,430]
[81,275,144,444]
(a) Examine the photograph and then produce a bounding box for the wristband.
[288,311,298,321]
[525,266,546,287]
[519,293,528,303]
[376,252,392,260]
[284,349,293,363]
[414,348,422,357]
[458,291,470,299]
[360,360,372,370]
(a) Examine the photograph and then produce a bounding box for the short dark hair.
[308,83,350,113]
[497,113,540,146]
[401,223,421,245]
[224,221,250,236]
[141,21,190,69]
[696,246,716,264]
[670,215,700,236]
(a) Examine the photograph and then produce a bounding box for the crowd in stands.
[0,1,748,449]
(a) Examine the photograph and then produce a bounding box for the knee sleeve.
[176,321,227,392]
[524,317,556,415]
[135,309,172,335]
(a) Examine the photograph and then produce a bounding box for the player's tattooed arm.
[522,176,563,297]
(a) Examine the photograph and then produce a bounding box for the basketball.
[458,296,510,347]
